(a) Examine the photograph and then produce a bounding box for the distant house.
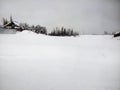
[2,16,47,34]
[3,16,21,30]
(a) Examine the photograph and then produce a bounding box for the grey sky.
[0,0,120,34]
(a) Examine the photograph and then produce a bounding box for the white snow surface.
[0,31,120,90]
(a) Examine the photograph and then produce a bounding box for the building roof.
[3,16,19,28]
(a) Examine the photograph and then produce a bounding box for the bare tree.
[2,18,8,26]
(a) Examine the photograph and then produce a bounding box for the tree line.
[48,27,79,36]
[1,17,79,36]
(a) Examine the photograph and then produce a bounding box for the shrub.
[49,27,79,36]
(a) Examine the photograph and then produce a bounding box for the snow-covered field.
[0,31,120,90]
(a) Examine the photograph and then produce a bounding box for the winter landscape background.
[0,0,120,90]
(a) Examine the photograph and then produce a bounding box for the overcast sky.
[0,0,120,34]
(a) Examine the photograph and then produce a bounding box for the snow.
[0,31,120,90]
